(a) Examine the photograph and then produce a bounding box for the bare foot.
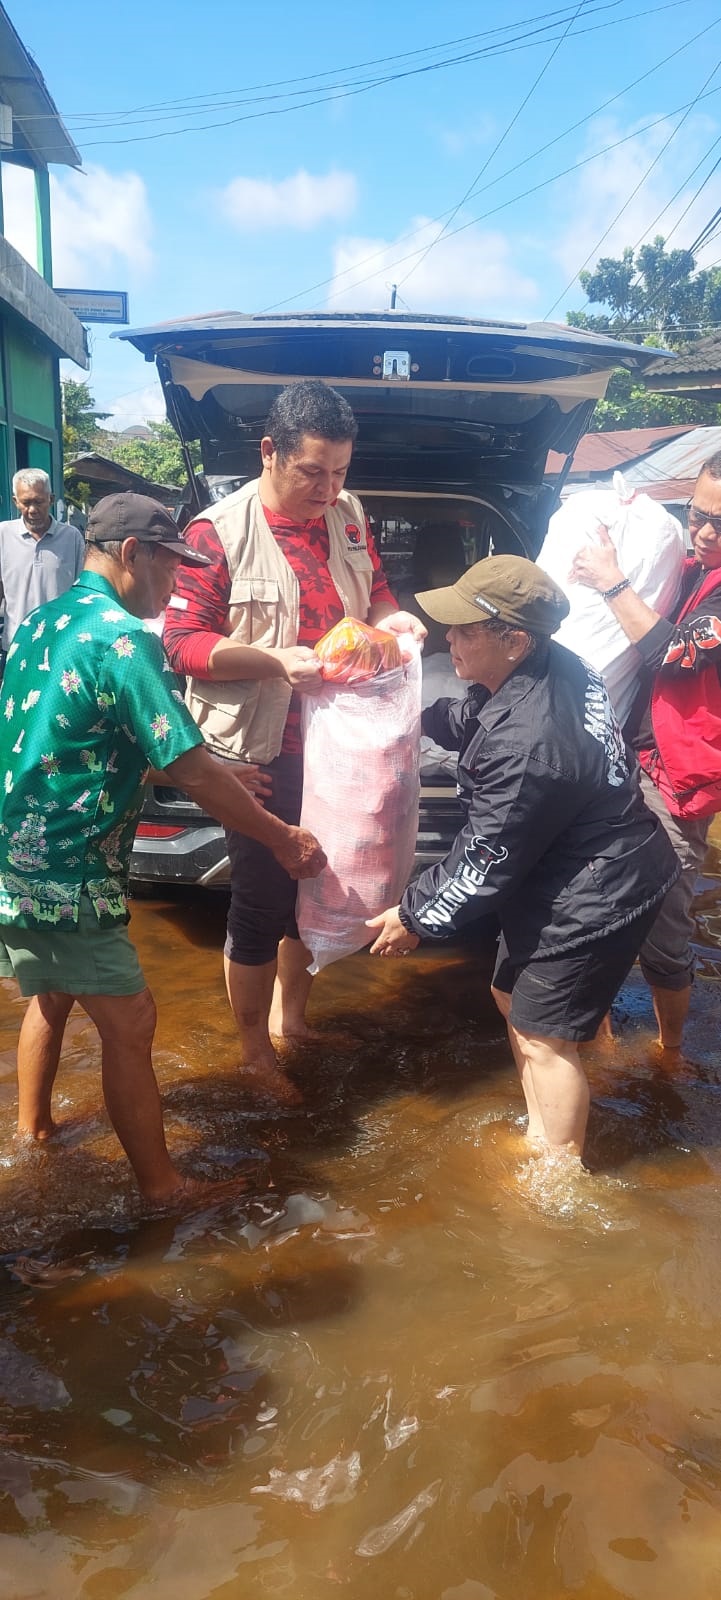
[239,1059,304,1106]
[269,1016,319,1042]
[651,1041,697,1077]
[272,1022,359,1051]
[14,1120,58,1146]
[141,1172,256,1212]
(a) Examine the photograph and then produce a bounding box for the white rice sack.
[537,471,684,726]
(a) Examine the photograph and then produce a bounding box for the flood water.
[2,843,721,1600]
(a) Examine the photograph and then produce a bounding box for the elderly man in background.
[0,493,325,1204]
[0,469,85,655]
[570,450,721,1063]
[164,379,425,1101]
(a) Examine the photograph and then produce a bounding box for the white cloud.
[326,216,539,316]
[49,163,154,286]
[552,113,721,292]
[2,163,40,270]
[98,381,166,434]
[217,168,357,232]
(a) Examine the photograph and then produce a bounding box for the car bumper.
[130,782,461,890]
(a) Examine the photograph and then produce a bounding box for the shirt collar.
[473,641,551,715]
[21,514,58,541]
[74,570,132,611]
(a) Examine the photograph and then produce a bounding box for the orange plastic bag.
[314,617,402,684]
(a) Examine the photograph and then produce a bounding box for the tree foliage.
[99,421,200,488]
[62,379,200,501]
[62,379,110,455]
[565,237,721,430]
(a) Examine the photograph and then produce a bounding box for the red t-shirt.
[163,501,396,756]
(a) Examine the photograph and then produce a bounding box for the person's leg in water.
[224,753,310,1099]
[269,933,316,1041]
[491,983,545,1143]
[507,1025,590,1156]
[76,988,190,1202]
[636,773,708,1062]
[16,991,74,1140]
[492,907,660,1165]
[223,953,302,1103]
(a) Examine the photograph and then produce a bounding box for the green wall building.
[0,4,87,519]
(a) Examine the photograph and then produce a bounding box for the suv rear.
[115,312,666,887]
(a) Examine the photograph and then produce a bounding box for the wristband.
[601,579,631,601]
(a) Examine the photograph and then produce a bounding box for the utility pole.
[389,283,397,310]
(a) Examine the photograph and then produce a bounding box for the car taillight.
[136,823,187,839]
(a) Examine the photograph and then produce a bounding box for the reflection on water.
[1,863,721,1598]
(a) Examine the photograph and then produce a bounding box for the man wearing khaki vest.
[164,381,425,1101]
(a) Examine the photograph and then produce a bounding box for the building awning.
[644,332,721,397]
[0,3,80,168]
[65,452,178,502]
[0,233,88,366]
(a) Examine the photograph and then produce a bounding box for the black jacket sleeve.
[400,738,581,941]
[421,696,471,751]
[636,603,721,677]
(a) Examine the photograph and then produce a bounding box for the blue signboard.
[55,289,129,325]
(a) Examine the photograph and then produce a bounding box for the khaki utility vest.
[185,477,375,763]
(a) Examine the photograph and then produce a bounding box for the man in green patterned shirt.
[0,493,325,1203]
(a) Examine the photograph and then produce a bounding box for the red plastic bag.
[314,617,402,684]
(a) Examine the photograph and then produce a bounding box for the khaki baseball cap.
[85,492,209,565]
[416,555,569,636]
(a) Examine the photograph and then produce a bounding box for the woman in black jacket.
[368,556,679,1165]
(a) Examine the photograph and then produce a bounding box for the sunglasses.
[687,502,721,538]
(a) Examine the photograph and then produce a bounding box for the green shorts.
[0,894,146,999]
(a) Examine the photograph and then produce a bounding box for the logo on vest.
[344,523,364,547]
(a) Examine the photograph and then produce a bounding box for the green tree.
[99,420,200,487]
[565,237,721,430]
[61,379,109,455]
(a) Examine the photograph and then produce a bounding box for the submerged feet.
[15,1115,59,1145]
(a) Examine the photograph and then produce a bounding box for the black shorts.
[224,751,303,967]
[491,905,659,1042]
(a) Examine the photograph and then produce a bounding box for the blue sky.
[7,0,721,425]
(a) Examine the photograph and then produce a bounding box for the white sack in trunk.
[297,646,422,973]
[537,472,684,726]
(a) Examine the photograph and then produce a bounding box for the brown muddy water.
[2,847,721,1599]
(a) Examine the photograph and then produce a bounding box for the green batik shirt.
[0,571,203,929]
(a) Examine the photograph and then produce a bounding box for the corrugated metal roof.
[620,425,721,488]
[546,425,693,478]
[556,424,721,505]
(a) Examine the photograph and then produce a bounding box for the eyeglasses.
[687,502,721,538]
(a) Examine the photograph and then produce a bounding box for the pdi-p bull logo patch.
[344,523,364,547]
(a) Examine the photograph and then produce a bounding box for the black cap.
[85,492,209,566]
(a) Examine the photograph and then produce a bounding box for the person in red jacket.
[570,449,721,1061]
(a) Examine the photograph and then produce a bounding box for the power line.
[258,19,721,314]
[398,0,591,292]
[65,1,627,128]
[18,0,626,139]
[544,51,721,317]
[19,2,621,125]
[261,86,721,313]
[28,0,703,156]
